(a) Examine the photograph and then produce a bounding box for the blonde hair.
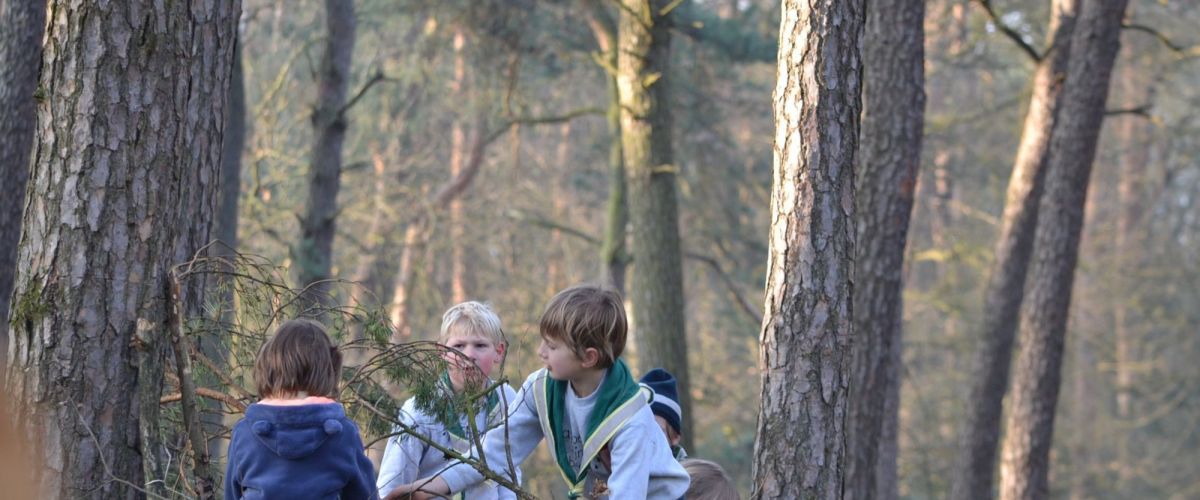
[539,284,626,369]
[440,301,505,346]
[682,459,740,500]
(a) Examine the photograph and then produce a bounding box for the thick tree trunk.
[619,0,694,450]
[998,0,1129,497]
[0,0,47,378]
[950,1,1080,497]
[751,0,863,497]
[298,0,356,303]
[3,1,238,497]
[845,0,925,496]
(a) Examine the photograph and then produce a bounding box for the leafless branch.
[972,0,1042,63]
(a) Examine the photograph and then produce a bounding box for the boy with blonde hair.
[387,284,689,499]
[377,302,521,499]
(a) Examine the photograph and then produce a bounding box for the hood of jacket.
[243,402,348,460]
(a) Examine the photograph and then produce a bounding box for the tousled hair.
[682,459,740,500]
[254,319,342,399]
[539,284,626,369]
[440,301,505,346]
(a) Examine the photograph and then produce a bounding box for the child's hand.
[383,482,446,500]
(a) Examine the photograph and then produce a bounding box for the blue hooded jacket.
[225,402,377,500]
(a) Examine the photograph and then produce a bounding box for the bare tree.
[845,0,926,496]
[3,0,240,497]
[298,0,357,303]
[751,0,863,497]
[998,0,1130,497]
[950,1,1081,497]
[618,0,694,448]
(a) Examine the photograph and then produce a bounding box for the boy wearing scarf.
[386,284,689,500]
[377,302,521,499]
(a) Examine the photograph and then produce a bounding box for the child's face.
[537,335,589,382]
[443,332,504,390]
[654,415,682,446]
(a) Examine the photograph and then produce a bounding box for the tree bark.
[0,0,47,379]
[998,0,1129,497]
[751,0,863,497]
[4,1,239,497]
[298,0,356,303]
[619,0,693,451]
[845,0,925,496]
[950,1,1080,497]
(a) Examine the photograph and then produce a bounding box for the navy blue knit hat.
[640,368,682,434]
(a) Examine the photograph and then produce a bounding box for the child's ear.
[580,347,601,368]
[495,343,506,359]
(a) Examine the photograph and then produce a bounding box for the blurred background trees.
[4,0,1200,497]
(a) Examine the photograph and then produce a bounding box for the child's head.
[682,459,740,500]
[640,368,684,446]
[537,284,627,380]
[440,301,506,384]
[254,319,342,399]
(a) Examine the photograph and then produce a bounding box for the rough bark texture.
[0,0,47,377]
[950,1,1079,497]
[751,0,863,497]
[298,0,356,302]
[849,0,921,494]
[619,0,693,449]
[998,0,1129,497]
[844,0,925,496]
[3,1,239,497]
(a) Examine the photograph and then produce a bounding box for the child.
[224,319,376,500]
[681,459,740,500]
[376,301,521,499]
[386,284,690,499]
[640,367,688,460]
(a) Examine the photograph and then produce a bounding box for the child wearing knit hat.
[640,368,687,461]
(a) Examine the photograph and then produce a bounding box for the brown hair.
[254,319,342,399]
[539,284,626,369]
[682,459,740,500]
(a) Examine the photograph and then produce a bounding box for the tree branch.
[509,212,763,324]
[336,70,393,118]
[160,389,248,412]
[972,0,1042,63]
[1105,104,1153,118]
[1122,22,1188,53]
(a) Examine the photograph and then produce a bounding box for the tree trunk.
[0,0,47,379]
[448,28,469,304]
[583,0,629,296]
[998,0,1129,497]
[4,1,238,497]
[876,334,901,499]
[845,0,925,496]
[619,0,693,451]
[207,29,247,466]
[751,0,863,497]
[1111,59,1152,488]
[950,1,1080,497]
[298,0,356,303]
